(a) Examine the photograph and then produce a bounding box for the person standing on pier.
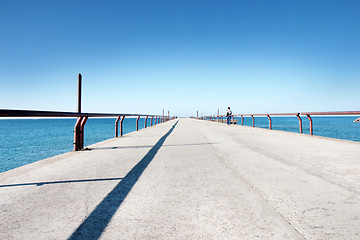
[226,107,232,125]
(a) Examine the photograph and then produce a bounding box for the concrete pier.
[1,118,359,239]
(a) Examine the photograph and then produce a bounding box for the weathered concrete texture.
[0,118,359,239]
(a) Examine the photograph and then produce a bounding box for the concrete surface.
[0,118,359,239]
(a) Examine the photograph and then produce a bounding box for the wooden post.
[78,74,82,113]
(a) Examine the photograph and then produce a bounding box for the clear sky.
[1,0,359,117]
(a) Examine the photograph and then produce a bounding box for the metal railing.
[0,109,171,151]
[301,111,360,135]
[238,113,301,132]
[200,111,360,136]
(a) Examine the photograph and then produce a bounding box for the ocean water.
[0,117,156,173]
[0,116,359,173]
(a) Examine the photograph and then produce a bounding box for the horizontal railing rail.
[0,109,156,118]
[200,111,360,136]
[301,111,360,116]
[0,109,172,151]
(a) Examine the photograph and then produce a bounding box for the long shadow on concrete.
[90,142,216,151]
[68,121,178,240]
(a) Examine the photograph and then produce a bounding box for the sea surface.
[0,116,359,173]
[0,117,153,173]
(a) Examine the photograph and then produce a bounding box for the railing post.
[136,116,140,131]
[80,117,88,149]
[151,116,154,126]
[145,116,148,128]
[232,116,235,124]
[251,115,255,127]
[267,115,272,130]
[74,117,83,151]
[115,116,120,137]
[241,115,244,125]
[307,115,313,135]
[296,114,303,134]
[120,116,125,136]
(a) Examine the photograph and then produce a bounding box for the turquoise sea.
[0,116,359,173]
[0,117,154,173]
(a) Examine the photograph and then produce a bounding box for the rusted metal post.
[267,115,272,130]
[79,117,88,149]
[241,115,244,125]
[296,114,303,134]
[136,116,140,131]
[115,116,120,137]
[251,115,255,127]
[232,116,235,124]
[307,115,313,135]
[74,117,83,151]
[120,116,125,136]
[78,74,82,113]
[145,116,148,128]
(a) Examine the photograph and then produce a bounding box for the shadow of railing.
[0,178,124,188]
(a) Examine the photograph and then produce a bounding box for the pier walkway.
[1,118,360,239]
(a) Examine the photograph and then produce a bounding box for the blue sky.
[1,0,359,117]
